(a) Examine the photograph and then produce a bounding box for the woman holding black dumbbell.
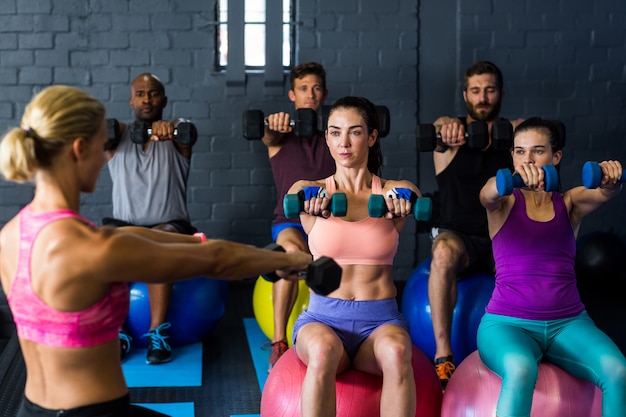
[287,96,423,417]
[0,85,313,417]
[478,117,626,417]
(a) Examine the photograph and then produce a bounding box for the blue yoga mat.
[122,342,202,387]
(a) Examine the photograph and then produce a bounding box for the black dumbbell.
[105,118,121,150]
[492,119,567,151]
[367,189,432,221]
[416,120,488,152]
[242,108,317,140]
[491,119,514,151]
[582,161,625,189]
[496,165,559,196]
[260,243,342,295]
[283,186,348,219]
[130,120,198,146]
[318,105,391,138]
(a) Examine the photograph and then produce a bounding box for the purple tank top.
[269,132,335,225]
[486,189,584,320]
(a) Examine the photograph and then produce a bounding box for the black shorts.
[431,227,495,276]
[102,217,197,235]
[17,394,168,417]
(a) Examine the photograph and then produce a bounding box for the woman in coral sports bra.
[287,96,424,417]
[0,85,312,417]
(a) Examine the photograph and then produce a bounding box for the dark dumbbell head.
[492,120,513,151]
[130,120,149,144]
[292,108,317,138]
[174,122,198,146]
[466,120,489,149]
[306,256,342,295]
[415,124,437,152]
[260,243,286,282]
[105,118,121,150]
[242,110,265,140]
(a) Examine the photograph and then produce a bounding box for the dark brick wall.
[0,0,624,281]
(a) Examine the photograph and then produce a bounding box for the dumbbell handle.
[582,161,626,189]
[283,187,347,219]
[368,191,432,221]
[260,243,341,295]
[496,165,559,196]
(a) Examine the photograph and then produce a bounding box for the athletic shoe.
[144,322,172,365]
[268,340,288,372]
[119,329,132,361]
[434,355,456,391]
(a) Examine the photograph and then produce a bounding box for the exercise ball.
[253,276,310,346]
[441,350,602,417]
[260,345,442,417]
[576,231,626,295]
[124,278,228,348]
[401,257,494,365]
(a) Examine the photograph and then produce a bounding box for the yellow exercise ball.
[252,276,310,347]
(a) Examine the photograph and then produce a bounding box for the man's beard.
[467,101,501,122]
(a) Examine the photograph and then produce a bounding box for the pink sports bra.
[307,175,399,266]
[7,206,129,348]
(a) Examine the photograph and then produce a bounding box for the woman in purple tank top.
[0,85,313,417]
[478,117,626,417]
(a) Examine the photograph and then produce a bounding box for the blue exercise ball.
[401,257,494,365]
[124,278,228,348]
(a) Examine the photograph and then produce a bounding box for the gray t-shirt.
[108,127,191,225]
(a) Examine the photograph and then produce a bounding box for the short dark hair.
[464,61,503,91]
[290,62,327,91]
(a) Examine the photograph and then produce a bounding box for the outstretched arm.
[565,160,623,233]
[59,224,313,285]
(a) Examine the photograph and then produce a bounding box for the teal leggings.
[477,311,626,417]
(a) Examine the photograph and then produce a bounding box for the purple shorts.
[292,293,409,359]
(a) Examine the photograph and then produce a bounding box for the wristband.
[193,232,207,242]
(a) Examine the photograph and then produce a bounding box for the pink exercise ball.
[260,345,442,417]
[441,351,602,417]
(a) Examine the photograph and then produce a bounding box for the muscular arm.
[261,112,291,157]
[479,176,514,238]
[564,160,623,234]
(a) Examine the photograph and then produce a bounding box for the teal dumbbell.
[496,165,559,196]
[283,186,348,219]
[368,188,432,221]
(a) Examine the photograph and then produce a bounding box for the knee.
[502,355,538,388]
[431,240,463,271]
[377,339,413,373]
[303,336,344,370]
[602,356,626,389]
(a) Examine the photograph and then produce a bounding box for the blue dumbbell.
[283,186,347,219]
[367,188,432,221]
[582,161,625,189]
[496,165,559,196]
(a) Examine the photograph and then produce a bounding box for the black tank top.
[436,118,512,236]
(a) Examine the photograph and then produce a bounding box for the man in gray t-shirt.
[104,73,196,365]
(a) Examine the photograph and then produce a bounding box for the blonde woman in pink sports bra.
[0,85,312,417]
[288,96,423,417]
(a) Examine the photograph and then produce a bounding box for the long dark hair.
[328,96,383,176]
